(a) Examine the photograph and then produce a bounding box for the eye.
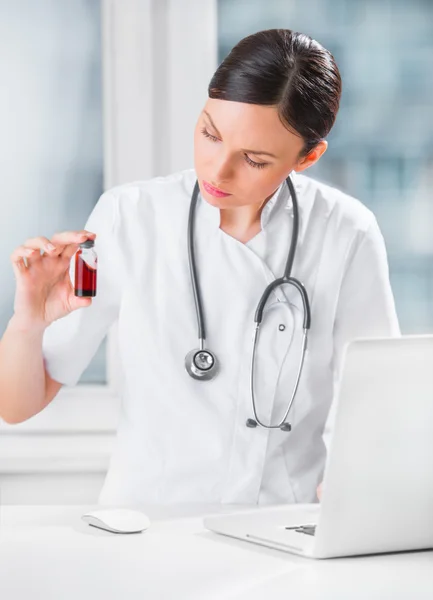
[244,154,268,169]
[200,127,219,142]
[201,126,268,169]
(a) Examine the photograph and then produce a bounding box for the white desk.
[1,504,432,599]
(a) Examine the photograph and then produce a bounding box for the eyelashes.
[244,154,267,170]
[200,127,219,143]
[200,127,268,169]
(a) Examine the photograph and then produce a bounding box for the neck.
[219,203,261,232]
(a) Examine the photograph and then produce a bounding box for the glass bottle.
[74,239,97,297]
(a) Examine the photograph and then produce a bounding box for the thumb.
[69,295,93,311]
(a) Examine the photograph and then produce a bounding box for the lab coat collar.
[198,170,302,230]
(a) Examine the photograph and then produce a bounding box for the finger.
[51,230,96,248]
[10,253,30,276]
[59,231,97,260]
[13,237,57,264]
[10,246,41,269]
[53,231,97,258]
[22,236,58,254]
[10,237,61,270]
[60,244,83,261]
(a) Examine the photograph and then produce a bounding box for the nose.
[210,179,225,189]
[211,154,233,185]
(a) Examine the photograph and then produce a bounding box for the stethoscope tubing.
[186,175,311,431]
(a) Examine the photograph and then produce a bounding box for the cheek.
[237,169,280,202]
[193,128,206,169]
[194,133,216,166]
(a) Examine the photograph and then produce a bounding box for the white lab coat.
[42,168,400,506]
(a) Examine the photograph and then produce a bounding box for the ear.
[294,140,328,173]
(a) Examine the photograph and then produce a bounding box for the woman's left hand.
[317,482,323,501]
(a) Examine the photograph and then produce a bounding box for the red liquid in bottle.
[74,249,97,297]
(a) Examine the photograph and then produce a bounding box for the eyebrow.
[203,110,278,159]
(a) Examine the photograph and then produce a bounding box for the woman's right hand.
[10,230,97,330]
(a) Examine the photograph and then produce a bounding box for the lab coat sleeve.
[42,190,122,386]
[322,216,401,450]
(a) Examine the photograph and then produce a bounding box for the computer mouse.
[81,508,151,534]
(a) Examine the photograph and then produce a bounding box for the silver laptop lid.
[316,335,433,557]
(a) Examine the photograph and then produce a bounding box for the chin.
[199,184,234,209]
[202,193,231,209]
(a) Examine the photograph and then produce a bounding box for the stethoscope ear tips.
[245,419,292,432]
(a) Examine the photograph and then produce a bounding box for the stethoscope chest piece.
[185,348,219,380]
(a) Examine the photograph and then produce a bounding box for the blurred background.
[218,0,433,339]
[0,0,431,503]
[1,0,432,387]
[0,0,106,383]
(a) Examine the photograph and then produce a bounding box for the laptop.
[204,335,433,559]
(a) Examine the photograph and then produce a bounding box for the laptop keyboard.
[285,524,317,536]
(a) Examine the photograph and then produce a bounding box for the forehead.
[203,98,304,156]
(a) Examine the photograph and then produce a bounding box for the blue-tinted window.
[218,0,433,333]
[0,0,106,382]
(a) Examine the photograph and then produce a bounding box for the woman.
[0,30,399,506]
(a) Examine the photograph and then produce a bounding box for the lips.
[202,180,231,198]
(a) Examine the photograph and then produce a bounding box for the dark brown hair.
[209,29,342,157]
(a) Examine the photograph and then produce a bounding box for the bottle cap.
[79,239,95,249]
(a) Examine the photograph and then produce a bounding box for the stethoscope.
[185,175,311,432]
